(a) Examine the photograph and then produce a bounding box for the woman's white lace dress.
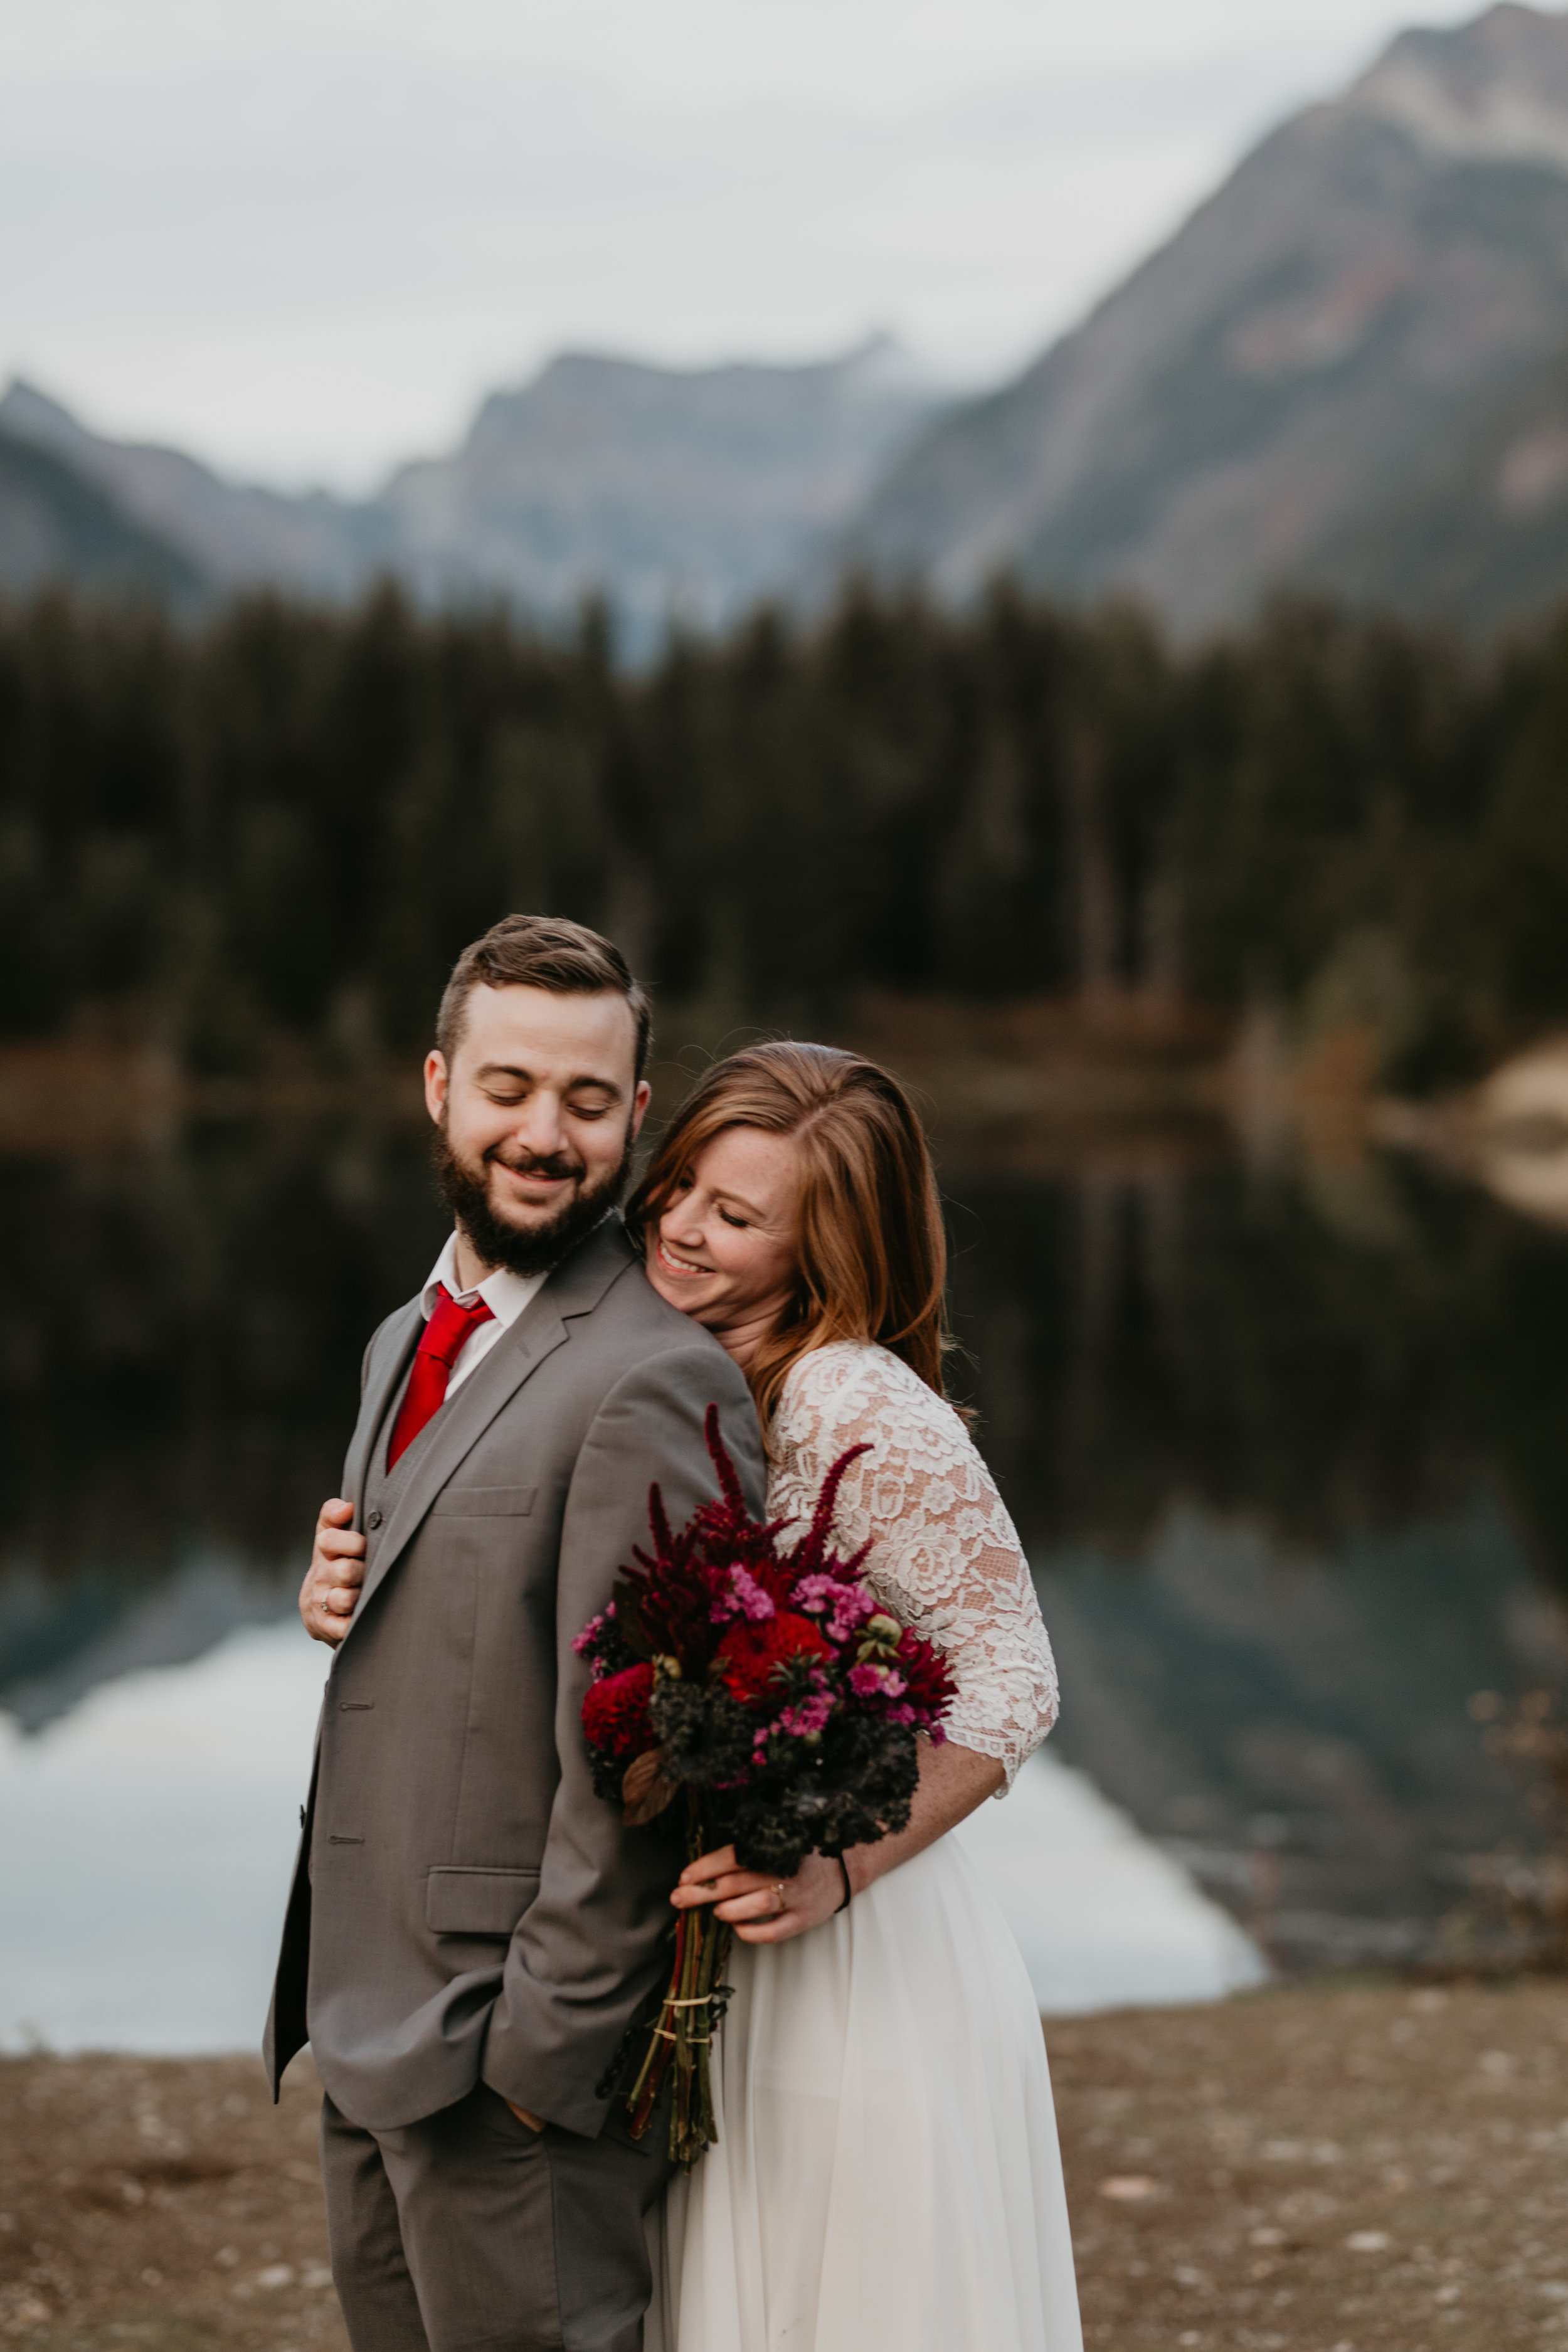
[649,1341,1084,2352]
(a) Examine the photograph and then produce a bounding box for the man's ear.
[424,1051,449,1125]
[629,1079,652,1140]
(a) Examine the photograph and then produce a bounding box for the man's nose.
[509,1089,568,1157]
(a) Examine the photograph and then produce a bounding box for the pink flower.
[847,1661,907,1700]
[709,1563,778,1624]
[572,1607,611,1658]
[778,1691,834,1739]
[794,1572,875,1643]
[731,1567,777,1622]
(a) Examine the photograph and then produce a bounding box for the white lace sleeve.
[768,1343,1059,1790]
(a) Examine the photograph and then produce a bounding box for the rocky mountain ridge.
[839,3,1568,634]
[0,341,939,646]
[0,420,203,606]
[0,379,381,603]
[13,7,1568,639]
[378,342,935,637]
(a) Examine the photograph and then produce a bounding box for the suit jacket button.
[367,1509,383,1530]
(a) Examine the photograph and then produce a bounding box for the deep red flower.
[582,1661,655,1759]
[894,1626,957,1717]
[714,1613,832,1703]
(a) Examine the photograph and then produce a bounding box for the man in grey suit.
[266,914,765,2352]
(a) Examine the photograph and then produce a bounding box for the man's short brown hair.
[435,915,653,1082]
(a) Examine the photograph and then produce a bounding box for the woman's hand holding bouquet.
[670,1841,847,1942]
[576,1406,955,2166]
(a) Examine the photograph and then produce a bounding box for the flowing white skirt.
[647,1834,1084,2352]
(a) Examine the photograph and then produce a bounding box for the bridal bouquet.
[575,1406,955,2166]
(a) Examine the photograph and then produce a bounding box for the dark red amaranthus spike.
[637,1407,867,1622]
[788,1441,874,1578]
[645,1481,674,1563]
[703,1404,751,1517]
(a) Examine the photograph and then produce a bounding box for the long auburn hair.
[625,1041,950,1429]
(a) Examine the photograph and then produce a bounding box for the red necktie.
[387,1286,495,1468]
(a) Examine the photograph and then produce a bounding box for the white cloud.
[0,0,1494,487]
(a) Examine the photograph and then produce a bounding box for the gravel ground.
[1053,1976,1568,2351]
[2,1977,1565,2348]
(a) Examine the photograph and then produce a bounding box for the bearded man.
[265,914,765,2352]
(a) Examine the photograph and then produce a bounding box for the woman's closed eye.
[718,1207,749,1229]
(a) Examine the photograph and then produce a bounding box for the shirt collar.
[420,1231,548,1330]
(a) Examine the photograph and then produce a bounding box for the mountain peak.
[378,338,942,645]
[0,343,941,638]
[1,379,87,442]
[462,336,930,452]
[836,0,1568,636]
[1349,4,1568,169]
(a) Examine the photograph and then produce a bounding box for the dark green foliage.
[725,1714,922,1877]
[3,581,1568,1074]
[649,1678,755,1791]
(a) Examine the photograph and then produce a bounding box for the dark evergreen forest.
[11,585,1568,1619]
[4,581,1568,1084]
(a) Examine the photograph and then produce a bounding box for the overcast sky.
[0,0,1490,490]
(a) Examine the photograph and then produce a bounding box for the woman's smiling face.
[646,1125,802,1355]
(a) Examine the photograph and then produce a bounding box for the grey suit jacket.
[263,1216,765,2136]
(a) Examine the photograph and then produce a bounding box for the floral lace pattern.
[768,1342,1059,1789]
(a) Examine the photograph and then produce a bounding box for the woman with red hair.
[632,1041,1081,2352]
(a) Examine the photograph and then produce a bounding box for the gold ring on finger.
[773,1881,787,1913]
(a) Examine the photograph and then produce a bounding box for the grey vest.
[358,1345,438,1572]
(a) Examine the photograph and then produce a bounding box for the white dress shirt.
[418,1232,548,1399]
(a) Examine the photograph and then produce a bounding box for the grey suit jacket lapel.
[342,1219,638,1639]
[344,1301,423,1525]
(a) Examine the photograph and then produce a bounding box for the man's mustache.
[487,1146,586,1184]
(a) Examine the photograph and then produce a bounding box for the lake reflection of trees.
[8,1125,1565,1944]
[0,1125,447,1586]
[5,1127,1568,1706]
[947,1154,1568,1596]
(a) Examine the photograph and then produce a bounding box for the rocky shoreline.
[3,1976,1565,2348]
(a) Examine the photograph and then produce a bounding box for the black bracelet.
[834,1855,852,1913]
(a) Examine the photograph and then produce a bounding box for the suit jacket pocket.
[425,1865,539,1936]
[429,1486,537,1518]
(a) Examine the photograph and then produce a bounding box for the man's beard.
[433,1117,636,1279]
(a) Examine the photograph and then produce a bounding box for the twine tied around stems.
[650,1993,721,2047]
[623,1797,735,2166]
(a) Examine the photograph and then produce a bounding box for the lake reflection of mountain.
[1037,1498,1564,1969]
[943,1157,1568,1964]
[3,1125,1565,1963]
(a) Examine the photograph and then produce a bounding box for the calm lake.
[4,1104,1565,2050]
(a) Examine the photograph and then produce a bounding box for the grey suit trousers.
[321,2084,675,2352]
